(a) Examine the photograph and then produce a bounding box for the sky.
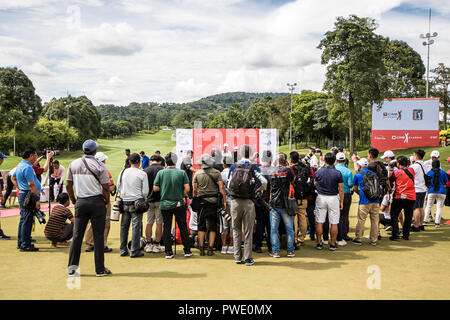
[0,0,449,105]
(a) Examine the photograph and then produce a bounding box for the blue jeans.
[270,207,295,253]
[120,204,143,255]
[17,191,34,249]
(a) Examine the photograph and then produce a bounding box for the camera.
[254,190,273,213]
[43,149,60,159]
[34,209,46,224]
[220,209,232,222]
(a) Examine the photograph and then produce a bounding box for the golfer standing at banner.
[66,140,112,277]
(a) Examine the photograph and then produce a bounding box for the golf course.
[1,130,449,300]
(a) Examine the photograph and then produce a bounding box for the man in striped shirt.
[44,193,74,247]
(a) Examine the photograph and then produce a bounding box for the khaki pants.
[84,203,111,248]
[355,203,379,242]
[294,199,308,243]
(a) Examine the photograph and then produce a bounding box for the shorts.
[198,202,218,232]
[146,202,163,224]
[413,192,426,209]
[315,194,340,225]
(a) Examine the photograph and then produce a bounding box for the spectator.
[66,140,112,277]
[0,152,11,239]
[42,160,65,202]
[181,150,195,198]
[223,143,232,160]
[424,150,440,172]
[44,192,74,247]
[118,153,149,258]
[212,149,224,172]
[143,155,165,253]
[0,166,16,210]
[153,152,192,259]
[352,158,380,246]
[389,156,416,241]
[380,150,396,177]
[228,144,267,266]
[84,152,115,253]
[193,154,226,256]
[335,152,353,244]
[254,151,274,254]
[13,147,43,251]
[424,160,448,228]
[309,147,319,169]
[124,149,131,169]
[410,150,427,232]
[314,152,344,251]
[140,151,150,170]
[220,156,234,254]
[155,150,166,167]
[269,153,296,258]
[446,157,450,207]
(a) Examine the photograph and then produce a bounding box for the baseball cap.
[82,140,99,153]
[224,143,229,147]
[336,152,346,161]
[380,150,395,159]
[95,152,108,162]
[0,152,7,159]
[431,150,440,158]
[199,154,214,168]
[357,158,369,167]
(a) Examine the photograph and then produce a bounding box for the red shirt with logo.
[391,167,416,201]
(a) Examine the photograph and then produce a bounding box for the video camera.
[34,209,46,224]
[42,149,60,159]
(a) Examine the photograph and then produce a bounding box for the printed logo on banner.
[383,110,402,120]
[413,109,423,120]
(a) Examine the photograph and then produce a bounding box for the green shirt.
[154,167,189,210]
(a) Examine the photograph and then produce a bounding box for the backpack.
[361,171,382,201]
[292,164,314,200]
[372,161,390,195]
[229,163,254,199]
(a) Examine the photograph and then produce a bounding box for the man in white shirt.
[411,150,428,231]
[117,153,149,258]
[42,160,65,202]
[309,147,319,169]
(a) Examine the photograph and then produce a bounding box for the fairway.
[1,131,450,300]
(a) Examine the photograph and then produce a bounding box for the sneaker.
[329,244,338,251]
[144,243,153,253]
[323,240,329,245]
[130,252,144,258]
[287,251,295,258]
[207,248,214,256]
[234,259,242,264]
[245,259,254,266]
[152,244,164,253]
[85,246,94,252]
[184,249,193,257]
[96,268,112,277]
[221,246,228,254]
[316,242,323,250]
[419,225,425,231]
[269,251,280,258]
[370,241,377,246]
[0,234,11,240]
[435,223,440,228]
[410,226,420,232]
[226,246,234,254]
[104,246,112,253]
[337,240,347,246]
[389,236,400,241]
[120,251,129,257]
[165,251,174,259]
[352,239,362,246]
[343,236,353,241]
[20,246,39,252]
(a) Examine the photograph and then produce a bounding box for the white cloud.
[24,62,54,77]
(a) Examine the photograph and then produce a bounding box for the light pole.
[420,8,438,98]
[287,83,297,151]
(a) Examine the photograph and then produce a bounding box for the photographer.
[193,154,226,257]
[42,159,65,202]
[33,150,54,183]
[44,193,74,247]
[13,147,42,251]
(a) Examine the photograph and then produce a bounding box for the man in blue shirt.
[314,153,344,251]
[335,152,353,245]
[13,147,42,251]
[140,151,150,170]
[352,158,380,246]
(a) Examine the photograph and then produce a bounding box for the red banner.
[371,130,440,152]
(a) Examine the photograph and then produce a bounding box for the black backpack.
[229,164,254,199]
[361,171,382,201]
[292,164,314,200]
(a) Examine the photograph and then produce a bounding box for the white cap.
[357,158,369,167]
[336,152,346,161]
[381,150,395,159]
[233,146,239,150]
[431,150,440,158]
[95,152,108,162]
[224,143,229,148]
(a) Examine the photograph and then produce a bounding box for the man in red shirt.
[389,156,416,241]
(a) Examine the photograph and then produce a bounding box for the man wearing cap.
[117,153,149,258]
[66,140,112,277]
[352,158,380,246]
[335,152,353,244]
[140,151,150,170]
[84,152,115,253]
[193,154,226,256]
[0,152,11,239]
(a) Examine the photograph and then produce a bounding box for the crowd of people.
[0,141,449,277]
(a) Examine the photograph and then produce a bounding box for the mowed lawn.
[1,131,450,300]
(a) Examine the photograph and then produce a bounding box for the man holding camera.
[193,154,226,256]
[66,140,112,277]
[118,153,149,258]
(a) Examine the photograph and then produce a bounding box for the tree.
[318,15,389,153]
[34,118,79,150]
[431,63,450,130]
